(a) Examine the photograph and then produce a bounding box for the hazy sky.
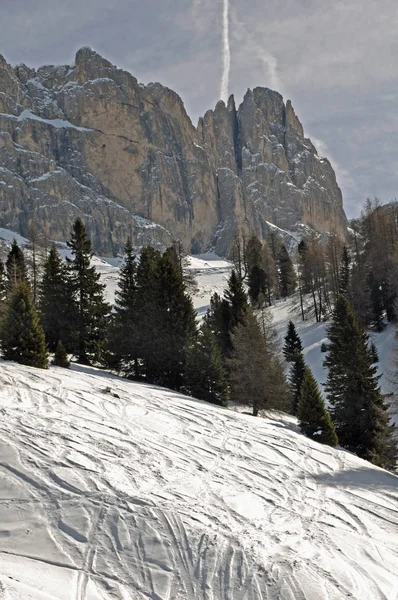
[1,0,398,218]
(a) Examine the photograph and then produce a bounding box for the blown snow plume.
[220,0,231,103]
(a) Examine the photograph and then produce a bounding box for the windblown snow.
[0,361,398,600]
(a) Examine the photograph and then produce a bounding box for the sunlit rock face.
[0,47,347,255]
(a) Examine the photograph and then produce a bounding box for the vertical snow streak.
[220,0,231,104]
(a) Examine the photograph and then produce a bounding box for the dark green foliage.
[1,281,48,369]
[205,292,232,358]
[283,321,303,362]
[338,246,350,297]
[6,240,28,291]
[370,341,379,364]
[290,350,306,415]
[248,265,268,306]
[106,238,138,375]
[297,367,338,447]
[52,340,70,368]
[0,261,6,310]
[297,240,311,294]
[320,342,327,353]
[67,219,110,365]
[324,295,397,469]
[225,269,248,329]
[39,245,77,352]
[183,325,228,406]
[228,310,291,416]
[277,244,296,298]
[369,273,385,331]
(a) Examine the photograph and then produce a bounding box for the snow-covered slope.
[1,362,398,599]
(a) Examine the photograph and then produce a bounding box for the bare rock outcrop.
[0,48,347,255]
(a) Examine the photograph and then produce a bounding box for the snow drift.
[0,361,397,599]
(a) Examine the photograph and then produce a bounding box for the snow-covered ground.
[1,361,398,599]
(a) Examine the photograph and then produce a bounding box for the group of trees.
[0,212,397,471]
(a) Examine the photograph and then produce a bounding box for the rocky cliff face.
[0,47,347,255]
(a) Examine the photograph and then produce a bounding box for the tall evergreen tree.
[248,265,268,306]
[297,367,338,447]
[1,281,48,368]
[283,321,303,362]
[183,324,228,406]
[277,244,297,298]
[106,238,138,376]
[204,292,232,358]
[225,269,248,329]
[324,296,397,469]
[52,340,70,368]
[67,218,110,364]
[228,310,291,416]
[290,350,306,415]
[39,245,76,352]
[338,246,351,297]
[6,240,28,291]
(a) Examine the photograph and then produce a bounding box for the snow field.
[0,362,398,599]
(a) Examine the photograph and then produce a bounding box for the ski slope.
[1,362,398,599]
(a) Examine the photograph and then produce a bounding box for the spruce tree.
[1,281,48,368]
[290,350,306,415]
[6,240,28,291]
[283,321,303,362]
[39,245,76,352]
[248,265,268,306]
[204,292,232,358]
[278,244,296,298]
[52,340,70,368]
[106,238,138,376]
[324,295,397,469]
[67,219,110,364]
[297,367,338,447]
[225,269,248,329]
[183,325,228,406]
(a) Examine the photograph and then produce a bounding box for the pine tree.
[290,350,306,415]
[228,310,291,416]
[277,244,296,298]
[67,219,110,364]
[52,340,70,368]
[283,321,303,362]
[248,265,268,306]
[106,238,138,375]
[297,367,338,447]
[370,341,379,363]
[1,281,48,368]
[183,325,228,406]
[324,296,397,469]
[338,246,350,296]
[39,245,76,352]
[204,292,232,358]
[6,240,28,291]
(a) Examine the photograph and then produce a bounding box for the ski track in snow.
[0,362,398,599]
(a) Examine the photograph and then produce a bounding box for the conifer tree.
[283,321,303,362]
[338,246,350,297]
[1,281,48,368]
[0,261,6,313]
[67,219,110,364]
[228,310,291,416]
[106,238,138,375]
[290,350,306,415]
[225,269,248,329]
[52,340,70,368]
[370,341,379,364]
[39,245,76,352]
[277,244,297,298]
[324,295,397,469]
[297,367,338,447]
[183,324,228,406]
[204,292,232,358]
[6,240,28,291]
[248,265,268,306]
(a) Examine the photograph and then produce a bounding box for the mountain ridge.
[0,47,347,255]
